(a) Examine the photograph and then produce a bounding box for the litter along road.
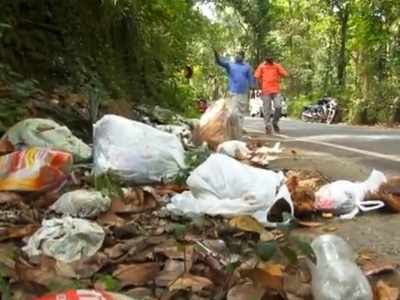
[245,117,400,177]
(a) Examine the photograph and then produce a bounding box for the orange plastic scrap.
[0,147,72,192]
[35,290,115,300]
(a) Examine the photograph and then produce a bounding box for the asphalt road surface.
[245,117,400,176]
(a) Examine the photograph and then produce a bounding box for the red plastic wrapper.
[35,289,116,300]
[0,147,72,192]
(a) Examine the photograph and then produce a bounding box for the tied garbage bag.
[36,290,137,300]
[198,99,234,149]
[94,114,186,184]
[50,189,111,218]
[315,169,386,219]
[2,118,91,161]
[23,217,105,263]
[166,153,294,227]
[0,147,72,192]
[309,234,373,300]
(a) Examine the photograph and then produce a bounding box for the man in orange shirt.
[254,54,288,134]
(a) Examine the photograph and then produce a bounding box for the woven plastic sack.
[35,289,136,300]
[0,147,72,192]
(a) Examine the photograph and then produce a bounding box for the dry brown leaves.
[113,262,161,287]
[0,139,15,155]
[358,250,399,276]
[241,263,285,291]
[374,280,399,300]
[169,273,213,292]
[111,187,160,214]
[229,216,274,241]
[370,177,400,212]
[227,282,266,300]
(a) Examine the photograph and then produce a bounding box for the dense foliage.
[0,0,399,124]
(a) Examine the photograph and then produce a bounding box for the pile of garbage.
[0,112,399,300]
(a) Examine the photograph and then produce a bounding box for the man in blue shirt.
[214,49,254,138]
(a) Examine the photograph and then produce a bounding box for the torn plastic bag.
[309,234,372,300]
[315,169,386,219]
[0,147,72,192]
[36,290,137,300]
[50,189,111,218]
[198,99,234,149]
[2,118,91,161]
[216,140,251,160]
[94,114,186,184]
[166,153,294,227]
[23,217,105,263]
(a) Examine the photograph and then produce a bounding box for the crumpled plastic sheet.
[167,153,294,227]
[50,189,111,218]
[0,147,72,192]
[94,114,186,184]
[23,217,105,263]
[2,118,91,162]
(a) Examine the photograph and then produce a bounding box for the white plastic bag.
[94,115,186,184]
[309,234,373,300]
[50,190,111,218]
[216,140,251,159]
[315,169,386,219]
[166,153,293,227]
[23,217,105,263]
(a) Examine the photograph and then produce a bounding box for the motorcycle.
[301,97,338,124]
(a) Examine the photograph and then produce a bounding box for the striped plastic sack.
[35,289,135,300]
[0,147,72,192]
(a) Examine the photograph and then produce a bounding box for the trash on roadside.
[2,118,91,161]
[156,124,193,148]
[0,148,72,192]
[315,169,386,219]
[249,143,283,166]
[369,177,400,212]
[23,217,105,263]
[166,153,294,227]
[197,99,233,149]
[309,234,373,300]
[217,140,251,160]
[93,114,186,184]
[50,189,111,218]
[35,289,137,300]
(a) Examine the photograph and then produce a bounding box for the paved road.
[245,117,400,176]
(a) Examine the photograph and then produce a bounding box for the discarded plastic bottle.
[309,234,373,300]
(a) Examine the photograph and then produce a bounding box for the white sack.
[94,115,186,184]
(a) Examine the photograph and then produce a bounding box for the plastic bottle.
[309,234,373,300]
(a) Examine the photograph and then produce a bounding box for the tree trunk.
[337,6,349,88]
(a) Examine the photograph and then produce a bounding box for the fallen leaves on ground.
[358,250,399,276]
[229,216,274,241]
[113,262,160,287]
[169,273,213,292]
[0,224,39,241]
[374,280,399,300]
[240,263,284,290]
[0,139,14,155]
[227,282,266,300]
[111,187,160,214]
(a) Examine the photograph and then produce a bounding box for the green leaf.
[256,240,278,261]
[280,246,298,265]
[225,261,241,274]
[293,238,316,264]
[95,274,122,292]
[174,224,187,241]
